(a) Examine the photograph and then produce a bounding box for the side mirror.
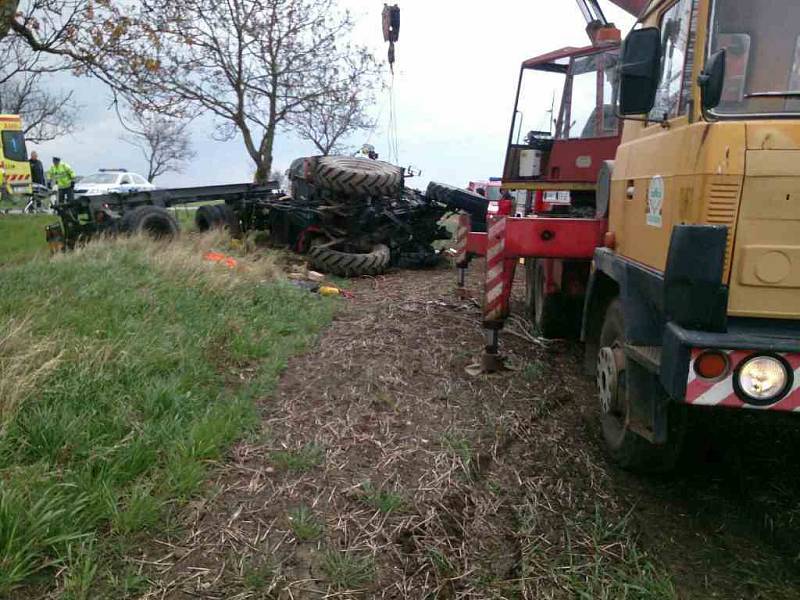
[619,27,662,116]
[699,49,726,110]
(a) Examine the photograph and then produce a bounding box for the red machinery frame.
[453,7,626,370]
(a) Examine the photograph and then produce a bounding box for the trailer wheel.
[215,204,242,236]
[122,206,179,239]
[526,259,578,338]
[195,205,222,231]
[309,241,390,277]
[597,298,684,472]
[313,156,402,197]
[195,204,241,235]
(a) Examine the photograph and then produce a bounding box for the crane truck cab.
[586,0,800,470]
[0,115,32,198]
[504,41,623,337]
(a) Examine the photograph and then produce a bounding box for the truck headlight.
[735,355,791,404]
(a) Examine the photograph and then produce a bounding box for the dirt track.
[136,265,800,599]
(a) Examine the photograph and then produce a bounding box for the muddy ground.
[134,264,800,599]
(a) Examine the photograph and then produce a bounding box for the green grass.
[516,506,676,599]
[442,431,474,479]
[359,481,405,514]
[270,443,325,472]
[287,505,324,541]
[242,557,280,591]
[0,236,336,595]
[321,550,375,590]
[0,214,58,265]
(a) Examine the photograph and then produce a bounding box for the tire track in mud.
[133,265,800,599]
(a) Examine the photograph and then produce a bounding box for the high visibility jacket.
[47,162,76,189]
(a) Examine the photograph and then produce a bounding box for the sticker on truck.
[647,175,664,228]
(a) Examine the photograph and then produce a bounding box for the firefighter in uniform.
[47,157,76,204]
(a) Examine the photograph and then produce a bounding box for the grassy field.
[0,214,59,265]
[0,234,336,596]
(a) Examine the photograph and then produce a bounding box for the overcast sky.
[33,1,635,190]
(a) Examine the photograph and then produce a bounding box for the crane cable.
[382,4,401,164]
[387,72,400,165]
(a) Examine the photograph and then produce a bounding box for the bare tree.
[7,1,143,87]
[0,29,78,141]
[93,0,380,183]
[120,111,196,182]
[289,53,381,155]
[0,73,78,142]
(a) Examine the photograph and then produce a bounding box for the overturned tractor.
[257,156,451,277]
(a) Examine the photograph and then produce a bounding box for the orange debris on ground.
[203,251,239,269]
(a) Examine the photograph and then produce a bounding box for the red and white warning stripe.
[484,216,507,322]
[5,174,30,182]
[686,349,800,411]
[454,214,470,266]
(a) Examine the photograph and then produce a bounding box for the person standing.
[47,157,76,204]
[29,151,45,186]
[28,151,46,210]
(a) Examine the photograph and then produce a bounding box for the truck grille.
[704,181,741,278]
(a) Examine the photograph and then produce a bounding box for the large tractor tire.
[597,299,685,472]
[195,204,241,235]
[122,206,179,239]
[525,259,581,339]
[426,182,487,232]
[309,242,390,277]
[313,156,402,196]
[195,205,222,231]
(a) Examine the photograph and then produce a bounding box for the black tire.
[426,182,487,232]
[598,299,684,472]
[215,203,241,236]
[195,205,222,232]
[396,246,441,270]
[525,259,580,338]
[309,242,390,277]
[121,205,179,239]
[313,156,402,196]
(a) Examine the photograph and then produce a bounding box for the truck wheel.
[526,259,578,338]
[426,182,487,232]
[313,156,402,196]
[597,298,684,472]
[122,206,179,239]
[195,205,222,231]
[309,242,390,277]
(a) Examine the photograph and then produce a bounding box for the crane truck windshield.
[710,0,800,116]
[513,49,619,143]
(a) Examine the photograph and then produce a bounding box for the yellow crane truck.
[457,0,800,471]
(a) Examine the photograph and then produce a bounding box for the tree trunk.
[253,160,271,185]
[0,0,19,39]
[253,121,276,184]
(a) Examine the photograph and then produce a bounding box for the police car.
[73,169,156,197]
